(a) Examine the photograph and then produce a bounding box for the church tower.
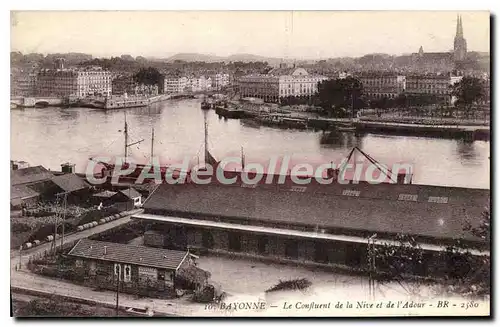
[454,14,467,62]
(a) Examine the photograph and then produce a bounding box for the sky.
[10,11,491,59]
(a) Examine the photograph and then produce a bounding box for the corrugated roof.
[143,182,489,243]
[51,174,90,193]
[68,238,188,270]
[11,166,54,186]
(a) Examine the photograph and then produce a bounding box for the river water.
[11,98,489,189]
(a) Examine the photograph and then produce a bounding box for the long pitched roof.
[68,238,188,270]
[11,166,54,186]
[143,182,489,243]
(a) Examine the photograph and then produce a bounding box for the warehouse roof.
[68,238,188,270]
[143,182,489,243]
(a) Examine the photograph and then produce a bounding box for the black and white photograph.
[8,10,491,317]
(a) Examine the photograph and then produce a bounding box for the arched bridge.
[11,97,64,108]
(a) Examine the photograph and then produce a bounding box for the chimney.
[104,246,107,255]
[61,162,75,174]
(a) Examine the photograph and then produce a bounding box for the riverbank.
[228,101,490,140]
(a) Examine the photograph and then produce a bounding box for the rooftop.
[11,184,39,201]
[117,188,142,199]
[11,166,54,186]
[51,174,90,194]
[143,182,489,243]
[68,238,188,270]
[93,190,118,198]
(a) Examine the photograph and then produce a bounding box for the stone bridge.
[11,97,64,108]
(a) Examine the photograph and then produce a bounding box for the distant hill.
[165,53,226,63]
[165,52,287,65]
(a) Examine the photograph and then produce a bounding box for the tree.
[133,67,162,86]
[450,76,485,118]
[317,77,363,118]
[437,207,490,298]
[371,234,425,296]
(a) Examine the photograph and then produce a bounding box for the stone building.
[358,72,406,99]
[405,73,462,104]
[36,66,112,98]
[238,64,328,103]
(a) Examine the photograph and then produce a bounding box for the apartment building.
[210,73,231,90]
[405,73,462,104]
[238,64,328,103]
[161,75,214,94]
[36,67,112,98]
[358,72,406,99]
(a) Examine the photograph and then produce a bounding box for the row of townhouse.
[160,73,231,94]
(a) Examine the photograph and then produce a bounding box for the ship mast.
[241,146,245,171]
[123,112,144,163]
[204,110,209,164]
[151,127,155,161]
[124,112,128,161]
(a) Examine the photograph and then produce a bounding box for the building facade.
[186,76,212,93]
[36,67,112,98]
[111,75,136,95]
[358,73,406,99]
[405,74,463,104]
[10,64,39,97]
[210,73,231,91]
[161,75,215,94]
[68,238,192,298]
[162,76,188,94]
[238,65,328,103]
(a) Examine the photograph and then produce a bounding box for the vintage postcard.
[10,11,490,318]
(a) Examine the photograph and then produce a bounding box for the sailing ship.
[89,112,177,184]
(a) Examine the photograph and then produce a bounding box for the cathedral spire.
[454,14,467,62]
[456,14,463,38]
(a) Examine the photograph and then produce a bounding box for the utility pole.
[18,245,22,271]
[116,277,120,316]
[60,192,67,248]
[52,194,59,255]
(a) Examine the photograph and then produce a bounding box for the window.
[124,264,131,282]
[284,239,299,259]
[428,196,449,204]
[114,263,122,281]
[257,235,268,255]
[398,194,418,202]
[342,189,360,197]
[228,232,242,252]
[290,186,307,193]
[202,230,214,249]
